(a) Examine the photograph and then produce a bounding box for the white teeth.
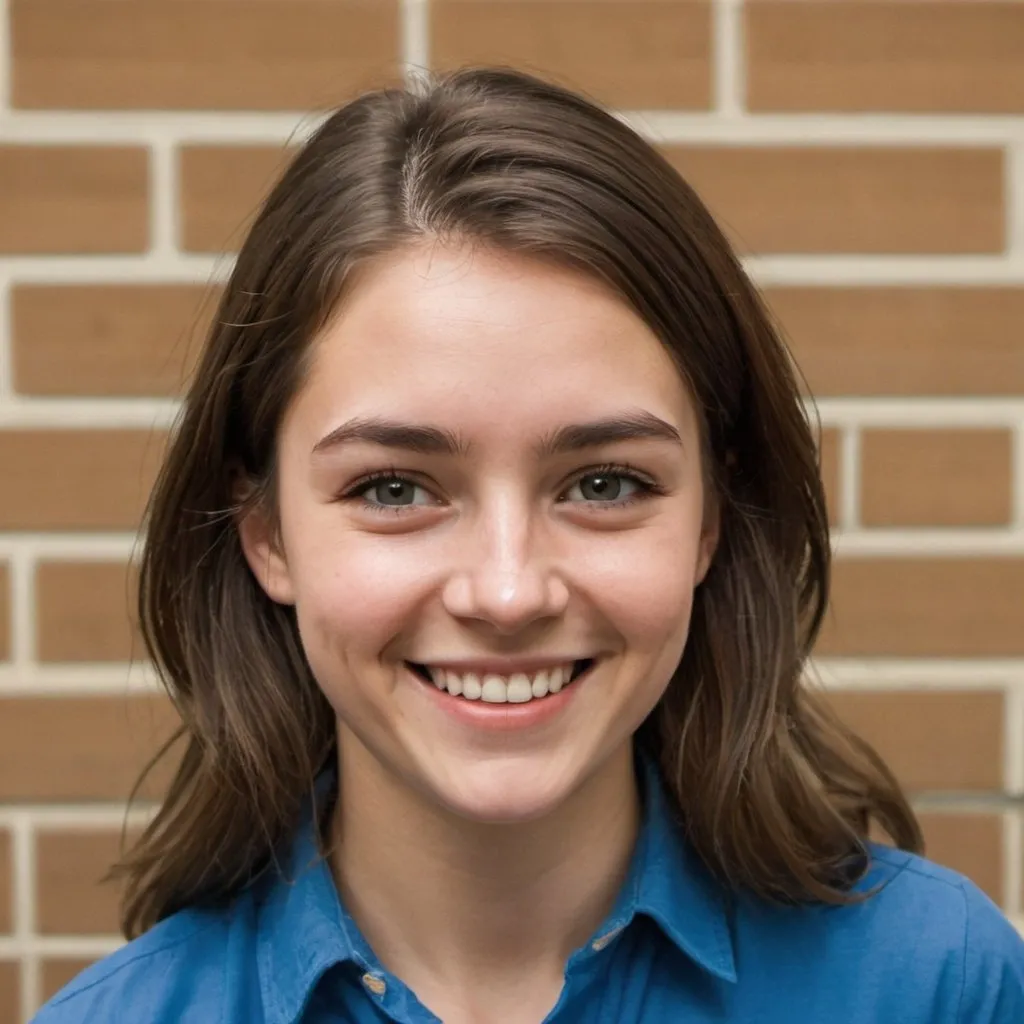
[531,671,550,698]
[445,670,463,696]
[481,674,507,703]
[507,673,533,703]
[419,661,586,703]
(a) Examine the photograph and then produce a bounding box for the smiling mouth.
[406,659,595,704]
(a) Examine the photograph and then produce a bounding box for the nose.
[441,495,569,636]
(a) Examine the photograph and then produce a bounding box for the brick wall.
[0,1,1022,1020]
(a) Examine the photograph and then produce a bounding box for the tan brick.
[818,559,1024,657]
[665,147,1004,255]
[0,146,147,254]
[0,830,10,934]
[747,1,1024,114]
[917,812,1004,907]
[0,962,18,1024]
[767,287,1024,397]
[179,145,295,254]
[431,0,712,110]
[11,0,401,110]
[0,695,180,802]
[41,960,96,1003]
[38,829,139,935]
[36,562,139,664]
[826,690,1004,792]
[0,564,9,662]
[12,285,217,398]
[0,430,166,531]
[819,428,840,528]
[860,429,1013,528]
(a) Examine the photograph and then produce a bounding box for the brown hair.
[116,66,922,939]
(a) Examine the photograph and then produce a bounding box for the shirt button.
[591,925,624,951]
[361,972,387,996]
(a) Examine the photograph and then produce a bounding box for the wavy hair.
[115,66,921,939]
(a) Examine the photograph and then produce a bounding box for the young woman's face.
[242,242,717,823]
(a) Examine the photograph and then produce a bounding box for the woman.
[35,66,1024,1023]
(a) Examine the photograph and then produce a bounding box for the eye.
[351,474,437,510]
[564,469,647,505]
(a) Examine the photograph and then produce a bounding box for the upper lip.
[408,656,593,676]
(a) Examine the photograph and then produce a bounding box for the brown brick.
[37,829,139,935]
[12,285,217,398]
[36,562,139,664]
[819,428,840,528]
[0,146,147,254]
[917,812,1004,906]
[0,830,10,934]
[768,287,1024,397]
[0,962,18,1024]
[11,0,401,110]
[0,695,180,802]
[431,0,712,110]
[179,145,295,254]
[664,147,1004,255]
[0,430,166,531]
[747,2,1024,114]
[826,690,1004,792]
[41,960,96,1003]
[819,559,1024,657]
[0,564,9,662]
[861,429,1013,528]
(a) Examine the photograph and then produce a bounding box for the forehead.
[294,243,695,441]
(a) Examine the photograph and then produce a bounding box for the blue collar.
[256,750,737,1024]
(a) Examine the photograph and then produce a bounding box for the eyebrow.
[311,409,683,458]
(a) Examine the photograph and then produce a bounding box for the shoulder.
[853,844,1024,1020]
[32,899,256,1024]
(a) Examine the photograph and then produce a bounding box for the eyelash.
[339,463,665,517]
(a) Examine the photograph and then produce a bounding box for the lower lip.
[409,662,594,732]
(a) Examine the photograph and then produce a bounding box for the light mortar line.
[746,255,1024,286]
[1013,421,1024,530]
[830,529,1024,555]
[149,139,178,257]
[8,548,32,666]
[1009,141,1024,258]
[0,255,225,284]
[621,112,1024,146]
[811,397,1024,427]
[0,665,160,696]
[0,534,140,560]
[712,0,743,116]
[401,0,430,83]
[0,275,11,400]
[809,660,1023,687]
[839,426,860,530]
[0,936,123,959]
[0,0,9,111]
[11,815,37,1022]
[1006,684,1024,796]
[0,112,322,144]
[0,806,157,830]
[0,397,180,429]
[1005,812,1023,916]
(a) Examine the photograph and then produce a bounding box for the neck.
[328,736,640,994]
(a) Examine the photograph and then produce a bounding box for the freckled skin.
[240,242,718,826]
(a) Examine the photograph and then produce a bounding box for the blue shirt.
[34,754,1024,1023]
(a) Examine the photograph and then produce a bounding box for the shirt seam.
[46,915,220,1009]
[955,879,970,1024]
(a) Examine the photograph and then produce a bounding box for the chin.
[428,756,581,825]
